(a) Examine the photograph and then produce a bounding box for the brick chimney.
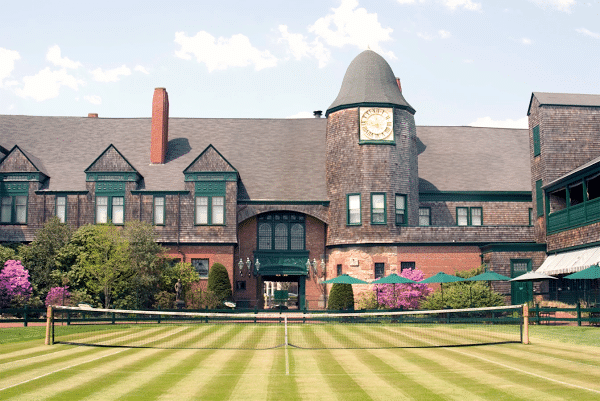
[396,77,402,93]
[151,88,169,164]
[88,113,98,118]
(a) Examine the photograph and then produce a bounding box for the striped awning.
[536,246,600,275]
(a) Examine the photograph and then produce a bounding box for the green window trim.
[510,259,532,277]
[418,207,431,226]
[395,194,407,226]
[370,192,386,225]
[347,193,361,226]
[153,196,165,226]
[55,195,67,223]
[257,212,306,251]
[194,181,226,226]
[536,179,544,217]
[95,195,125,225]
[456,207,483,226]
[533,125,541,157]
[0,195,28,225]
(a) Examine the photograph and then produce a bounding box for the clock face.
[360,107,394,141]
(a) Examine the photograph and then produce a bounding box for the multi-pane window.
[401,261,415,271]
[96,196,108,223]
[154,196,165,225]
[191,258,209,279]
[457,207,483,226]
[112,197,124,224]
[347,194,361,225]
[374,263,385,279]
[337,264,342,276]
[1,196,27,224]
[419,208,431,226]
[95,196,124,224]
[195,181,225,225]
[257,212,305,251]
[56,196,67,223]
[395,194,406,225]
[371,193,386,224]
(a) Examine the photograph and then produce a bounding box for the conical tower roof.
[326,50,415,115]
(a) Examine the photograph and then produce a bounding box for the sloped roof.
[327,50,415,115]
[0,115,531,198]
[528,92,600,115]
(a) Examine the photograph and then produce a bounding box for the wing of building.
[2,50,599,308]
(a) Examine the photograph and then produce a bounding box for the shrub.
[355,290,379,310]
[328,283,354,310]
[186,282,221,309]
[0,260,32,308]
[45,286,71,307]
[207,263,232,303]
[374,269,432,310]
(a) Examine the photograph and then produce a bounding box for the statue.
[175,279,182,301]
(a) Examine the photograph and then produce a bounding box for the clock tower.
[325,50,418,246]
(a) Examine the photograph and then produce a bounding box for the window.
[395,194,406,225]
[154,196,165,225]
[401,261,415,271]
[471,207,482,226]
[347,194,361,225]
[337,264,342,276]
[374,263,385,279]
[194,182,225,226]
[533,125,541,157]
[371,193,386,224]
[419,207,430,226]
[95,196,124,224]
[587,173,600,201]
[236,281,246,291]
[536,179,544,217]
[191,258,209,279]
[569,182,584,206]
[56,196,67,223]
[0,195,27,224]
[257,212,305,251]
[457,207,482,226]
[0,197,10,223]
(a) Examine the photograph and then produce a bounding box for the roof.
[528,92,600,115]
[327,50,415,115]
[417,126,531,192]
[0,115,531,199]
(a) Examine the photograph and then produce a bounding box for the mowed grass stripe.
[267,348,300,401]
[228,348,278,401]
[347,325,533,400]
[322,324,500,400]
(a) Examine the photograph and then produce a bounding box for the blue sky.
[1,0,598,128]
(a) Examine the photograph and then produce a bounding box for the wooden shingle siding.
[186,146,236,172]
[419,201,533,226]
[86,146,136,172]
[547,222,600,252]
[0,148,37,172]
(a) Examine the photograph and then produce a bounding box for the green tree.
[207,263,232,303]
[328,283,355,310]
[420,266,505,310]
[0,245,18,267]
[19,217,72,298]
[56,224,130,308]
[121,221,165,309]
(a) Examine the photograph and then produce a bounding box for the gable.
[0,145,41,173]
[184,144,237,173]
[85,144,137,173]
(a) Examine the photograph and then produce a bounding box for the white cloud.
[439,30,451,39]
[309,0,394,58]
[576,27,600,39]
[15,67,85,101]
[0,48,21,87]
[529,0,575,12]
[463,59,474,63]
[278,25,331,68]
[469,116,528,129]
[521,37,533,45]
[134,65,150,74]
[287,111,315,118]
[174,31,277,72]
[418,30,451,40]
[90,65,132,82]
[84,95,102,105]
[442,0,482,11]
[46,45,82,69]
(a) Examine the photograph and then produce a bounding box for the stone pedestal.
[175,300,185,310]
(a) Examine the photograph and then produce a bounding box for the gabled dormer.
[0,145,49,183]
[183,144,238,182]
[84,144,142,183]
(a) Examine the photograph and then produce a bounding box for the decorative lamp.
[238,258,244,277]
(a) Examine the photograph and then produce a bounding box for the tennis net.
[46,304,526,350]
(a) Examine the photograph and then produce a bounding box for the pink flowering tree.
[374,269,432,310]
[0,260,33,308]
[45,286,71,307]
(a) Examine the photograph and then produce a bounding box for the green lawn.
[1,324,599,400]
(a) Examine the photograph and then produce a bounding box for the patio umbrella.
[321,274,369,284]
[509,271,557,282]
[371,273,417,305]
[418,272,466,302]
[565,264,600,280]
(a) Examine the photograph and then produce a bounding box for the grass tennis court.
[1,324,600,400]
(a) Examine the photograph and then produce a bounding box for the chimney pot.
[396,77,402,93]
[313,110,322,118]
[88,113,98,118]
[151,88,169,164]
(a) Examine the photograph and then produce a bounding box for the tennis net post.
[45,305,54,345]
[522,303,529,345]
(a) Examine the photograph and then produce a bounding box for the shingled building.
[1,50,598,308]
